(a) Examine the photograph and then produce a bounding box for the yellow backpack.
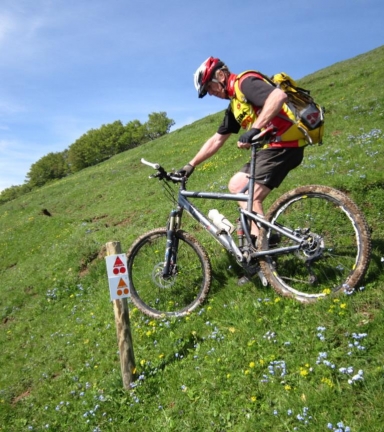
[269,72,325,145]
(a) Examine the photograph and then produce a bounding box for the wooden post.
[106,241,136,389]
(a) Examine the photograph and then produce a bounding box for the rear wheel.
[258,185,371,303]
[127,228,212,318]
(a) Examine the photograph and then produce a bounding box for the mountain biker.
[179,57,307,234]
[178,57,306,283]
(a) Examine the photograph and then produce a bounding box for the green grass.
[1,45,384,432]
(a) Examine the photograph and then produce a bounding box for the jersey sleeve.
[240,76,275,107]
[217,105,241,135]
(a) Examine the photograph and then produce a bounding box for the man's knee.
[228,172,248,193]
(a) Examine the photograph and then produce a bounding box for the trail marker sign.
[105,254,130,300]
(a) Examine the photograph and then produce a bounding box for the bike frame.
[165,137,304,273]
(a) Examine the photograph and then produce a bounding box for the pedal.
[242,259,269,287]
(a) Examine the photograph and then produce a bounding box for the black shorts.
[240,147,304,190]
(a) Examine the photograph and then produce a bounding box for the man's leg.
[228,172,271,236]
[229,172,270,285]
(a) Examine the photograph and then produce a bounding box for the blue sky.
[0,0,383,191]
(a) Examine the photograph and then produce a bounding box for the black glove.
[238,128,261,144]
[177,163,195,178]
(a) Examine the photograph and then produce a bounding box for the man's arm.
[189,132,231,167]
[237,87,288,149]
[240,75,287,125]
[250,88,287,130]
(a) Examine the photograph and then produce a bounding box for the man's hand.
[238,128,261,144]
[177,163,195,178]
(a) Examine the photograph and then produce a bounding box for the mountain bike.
[126,127,371,319]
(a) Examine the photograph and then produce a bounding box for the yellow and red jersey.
[226,71,308,148]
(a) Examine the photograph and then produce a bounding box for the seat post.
[246,144,258,212]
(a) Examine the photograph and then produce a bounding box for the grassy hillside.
[1,46,384,432]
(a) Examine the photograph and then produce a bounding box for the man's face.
[205,70,227,99]
[206,81,226,98]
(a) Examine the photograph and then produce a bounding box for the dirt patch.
[331,130,343,136]
[79,245,107,277]
[113,217,133,227]
[12,388,31,405]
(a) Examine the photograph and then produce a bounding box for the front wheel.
[258,185,371,303]
[127,228,212,318]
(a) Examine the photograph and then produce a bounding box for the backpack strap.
[236,71,298,125]
[236,70,276,93]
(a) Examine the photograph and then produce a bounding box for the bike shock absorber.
[236,218,244,248]
[163,210,178,277]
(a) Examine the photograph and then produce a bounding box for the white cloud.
[0,12,15,45]
[0,139,34,190]
[0,99,25,116]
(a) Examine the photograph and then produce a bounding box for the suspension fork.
[162,209,182,278]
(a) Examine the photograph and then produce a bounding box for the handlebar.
[141,125,276,182]
[250,125,277,144]
[140,158,183,183]
[141,158,161,170]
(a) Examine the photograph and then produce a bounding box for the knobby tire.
[127,228,212,318]
[258,185,371,303]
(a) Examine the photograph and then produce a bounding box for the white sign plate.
[105,254,130,300]
[107,275,130,300]
[105,254,127,277]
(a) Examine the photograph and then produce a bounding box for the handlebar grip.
[251,125,276,142]
[141,158,160,169]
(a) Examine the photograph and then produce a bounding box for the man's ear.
[217,69,226,83]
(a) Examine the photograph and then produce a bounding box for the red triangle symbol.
[307,112,319,120]
[114,257,125,268]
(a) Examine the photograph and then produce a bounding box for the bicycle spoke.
[260,186,371,302]
[127,229,211,318]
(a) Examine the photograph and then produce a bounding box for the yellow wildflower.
[321,377,334,388]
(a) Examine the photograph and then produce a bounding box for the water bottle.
[208,209,235,234]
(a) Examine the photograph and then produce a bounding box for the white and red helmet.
[194,57,225,98]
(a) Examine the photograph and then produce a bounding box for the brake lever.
[168,173,184,183]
